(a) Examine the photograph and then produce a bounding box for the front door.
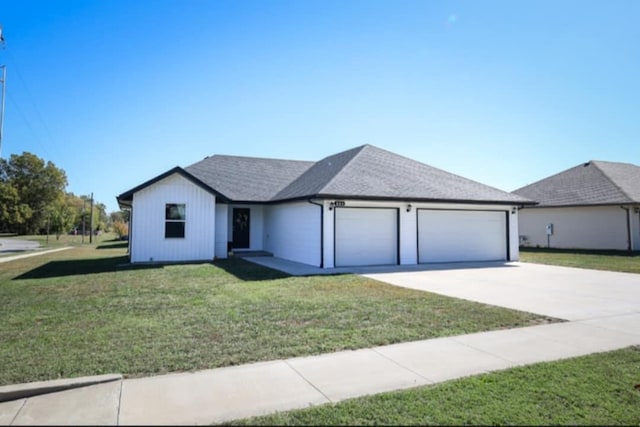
[232,208,250,249]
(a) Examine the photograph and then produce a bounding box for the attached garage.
[335,207,399,267]
[418,209,508,263]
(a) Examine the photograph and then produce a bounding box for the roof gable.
[513,160,640,206]
[116,167,228,207]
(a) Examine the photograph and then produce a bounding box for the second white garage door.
[335,208,398,267]
[418,209,507,263]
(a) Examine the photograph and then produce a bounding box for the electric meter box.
[545,223,554,236]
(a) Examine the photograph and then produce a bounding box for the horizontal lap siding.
[518,206,628,250]
[131,174,216,262]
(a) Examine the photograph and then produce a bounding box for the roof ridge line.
[210,153,314,164]
[315,145,368,195]
[514,161,592,192]
[590,161,634,203]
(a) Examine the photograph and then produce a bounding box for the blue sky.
[1,0,639,213]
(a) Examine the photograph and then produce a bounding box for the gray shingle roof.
[119,144,531,205]
[185,155,314,202]
[513,160,640,206]
[187,144,530,204]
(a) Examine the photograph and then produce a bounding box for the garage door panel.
[419,210,506,263]
[335,208,398,267]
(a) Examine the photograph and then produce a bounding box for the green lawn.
[520,247,640,274]
[229,346,640,426]
[0,232,117,249]
[0,240,556,385]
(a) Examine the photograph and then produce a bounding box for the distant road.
[0,238,41,254]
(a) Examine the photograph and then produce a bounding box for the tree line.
[0,151,129,238]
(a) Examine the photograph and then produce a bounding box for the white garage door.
[418,210,507,263]
[335,208,398,267]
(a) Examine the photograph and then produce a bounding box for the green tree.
[108,210,130,232]
[94,202,108,232]
[0,152,67,234]
[47,198,75,239]
[0,182,32,231]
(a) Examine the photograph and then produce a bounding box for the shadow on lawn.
[520,247,640,257]
[14,256,162,279]
[96,240,129,250]
[213,258,290,281]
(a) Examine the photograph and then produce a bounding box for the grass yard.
[0,240,557,385]
[1,232,117,249]
[520,247,640,274]
[229,346,640,426]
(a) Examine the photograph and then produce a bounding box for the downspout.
[620,206,631,251]
[127,206,133,260]
[308,199,324,268]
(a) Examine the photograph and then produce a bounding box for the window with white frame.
[165,204,186,238]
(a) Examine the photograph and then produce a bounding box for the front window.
[165,204,185,238]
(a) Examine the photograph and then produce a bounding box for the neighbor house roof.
[118,144,532,207]
[513,160,640,207]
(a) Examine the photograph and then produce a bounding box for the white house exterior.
[514,160,640,251]
[118,145,531,267]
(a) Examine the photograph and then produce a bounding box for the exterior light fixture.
[511,207,517,214]
[329,201,335,211]
[406,203,412,212]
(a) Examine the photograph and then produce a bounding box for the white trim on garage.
[334,207,399,267]
[417,209,508,263]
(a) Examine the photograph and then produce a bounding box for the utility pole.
[82,198,86,244]
[0,25,6,157]
[89,192,94,244]
[0,65,6,158]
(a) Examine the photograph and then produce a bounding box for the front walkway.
[244,255,512,276]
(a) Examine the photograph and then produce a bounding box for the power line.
[0,26,59,160]
[4,48,58,153]
[6,89,54,159]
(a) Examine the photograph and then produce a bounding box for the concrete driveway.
[364,262,640,321]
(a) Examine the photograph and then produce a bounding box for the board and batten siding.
[214,204,229,259]
[131,174,216,262]
[518,206,630,250]
[264,201,321,267]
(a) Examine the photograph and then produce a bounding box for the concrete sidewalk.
[2,312,639,425]
[0,247,72,264]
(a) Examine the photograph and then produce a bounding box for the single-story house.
[116,144,533,267]
[513,160,640,251]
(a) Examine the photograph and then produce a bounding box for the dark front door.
[232,208,250,249]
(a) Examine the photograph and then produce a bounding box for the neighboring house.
[514,160,640,251]
[117,144,532,267]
